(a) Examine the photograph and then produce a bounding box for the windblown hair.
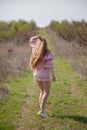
[29,38,48,70]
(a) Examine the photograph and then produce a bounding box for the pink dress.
[30,41,53,81]
[33,53,53,81]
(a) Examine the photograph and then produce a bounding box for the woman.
[29,35,56,118]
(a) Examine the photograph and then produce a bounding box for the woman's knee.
[44,90,50,97]
[40,90,44,96]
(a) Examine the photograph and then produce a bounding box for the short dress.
[30,41,53,81]
[33,53,53,81]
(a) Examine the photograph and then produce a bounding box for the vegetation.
[0,29,87,130]
[0,19,37,43]
[0,19,38,82]
[0,19,87,45]
[49,19,87,45]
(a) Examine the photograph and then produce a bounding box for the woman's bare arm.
[29,35,44,43]
[51,67,56,81]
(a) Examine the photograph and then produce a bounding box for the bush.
[72,20,87,45]
[0,43,31,82]
[49,19,87,45]
[0,19,38,82]
[59,20,75,41]
[0,19,37,43]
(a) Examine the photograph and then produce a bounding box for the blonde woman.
[29,35,56,118]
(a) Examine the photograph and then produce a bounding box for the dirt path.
[16,82,38,130]
[16,89,30,130]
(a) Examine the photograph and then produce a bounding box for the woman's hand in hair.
[38,35,45,40]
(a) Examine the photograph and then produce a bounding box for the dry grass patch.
[0,43,31,82]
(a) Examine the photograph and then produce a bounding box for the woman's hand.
[51,67,56,81]
[52,75,56,81]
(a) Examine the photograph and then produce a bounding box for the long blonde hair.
[29,38,47,70]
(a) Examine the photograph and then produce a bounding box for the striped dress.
[30,41,53,81]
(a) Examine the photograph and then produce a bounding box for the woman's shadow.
[51,115,87,124]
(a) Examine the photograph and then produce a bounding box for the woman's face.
[29,39,37,44]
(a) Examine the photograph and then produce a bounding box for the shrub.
[49,19,87,45]
[72,20,87,45]
[0,19,37,43]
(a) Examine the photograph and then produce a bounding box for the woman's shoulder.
[41,50,53,61]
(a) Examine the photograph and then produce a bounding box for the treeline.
[0,19,87,45]
[0,19,37,44]
[49,20,87,46]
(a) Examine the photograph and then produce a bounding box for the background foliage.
[49,20,87,45]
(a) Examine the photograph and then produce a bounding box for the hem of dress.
[36,79,50,82]
[34,78,50,82]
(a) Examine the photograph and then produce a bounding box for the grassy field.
[0,29,87,130]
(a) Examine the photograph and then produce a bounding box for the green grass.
[0,70,34,130]
[0,29,87,130]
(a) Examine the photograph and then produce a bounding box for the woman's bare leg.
[37,81,44,110]
[40,81,50,113]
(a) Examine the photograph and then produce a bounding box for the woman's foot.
[37,111,47,118]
